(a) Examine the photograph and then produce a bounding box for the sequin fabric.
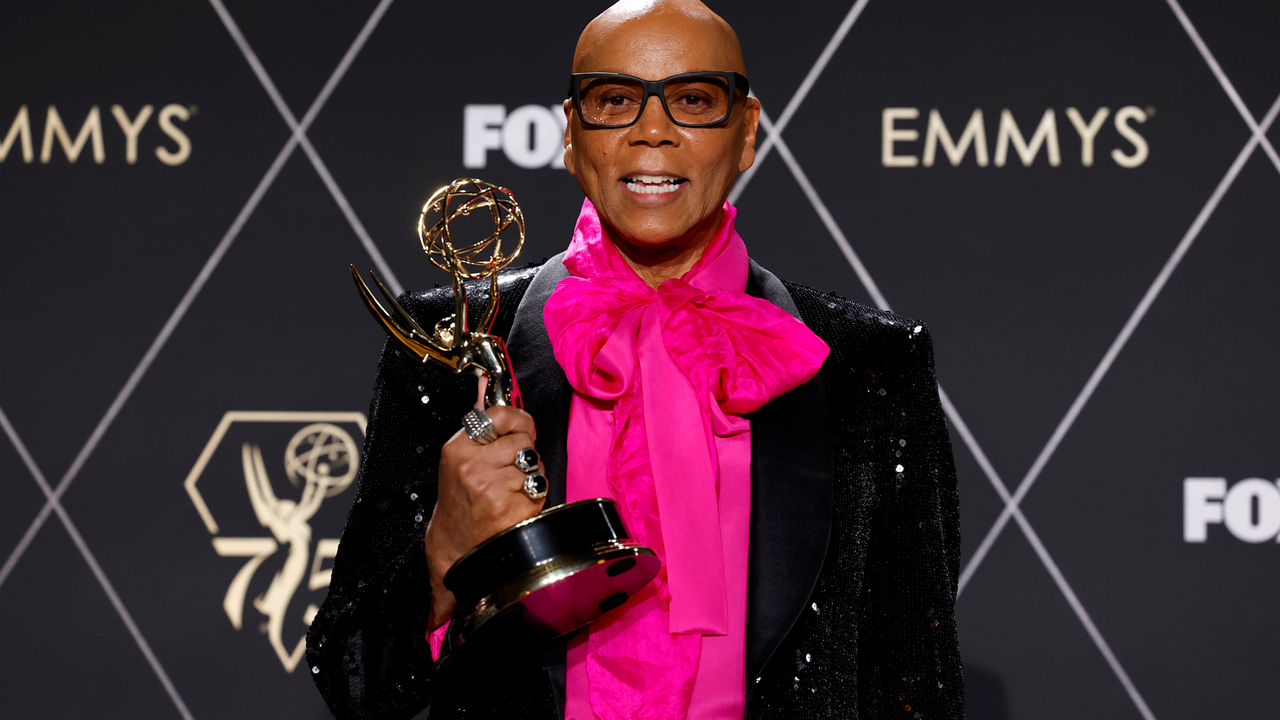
[742,284,964,720]
[307,263,964,720]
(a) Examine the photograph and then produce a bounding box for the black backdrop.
[2,1,1278,718]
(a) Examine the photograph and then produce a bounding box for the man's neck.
[605,213,725,288]
[615,240,705,287]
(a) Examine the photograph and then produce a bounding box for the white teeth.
[625,174,683,194]
[626,181,680,194]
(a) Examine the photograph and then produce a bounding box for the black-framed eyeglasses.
[567,71,750,129]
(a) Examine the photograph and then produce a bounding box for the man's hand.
[424,383,546,631]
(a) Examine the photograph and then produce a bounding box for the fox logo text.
[1184,477,1280,543]
[463,104,567,170]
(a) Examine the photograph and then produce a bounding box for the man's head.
[563,0,761,263]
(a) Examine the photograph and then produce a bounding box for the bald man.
[308,2,964,719]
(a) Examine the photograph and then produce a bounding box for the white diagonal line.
[0,416,56,590]
[0,0,389,587]
[938,385,1012,508]
[958,6,1280,700]
[208,0,404,297]
[297,135,398,290]
[0,129,300,594]
[760,104,1016,514]
[0,0,390,612]
[960,91,1280,593]
[1166,0,1280,174]
[0,501,53,592]
[757,108,890,310]
[756,103,1018,539]
[0,406,196,720]
[1011,508,1156,720]
[768,100,1021,578]
[0,0,395,710]
[728,0,869,205]
[761,94,1015,586]
[755,93,1162,718]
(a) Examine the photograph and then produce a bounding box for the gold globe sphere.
[418,178,525,280]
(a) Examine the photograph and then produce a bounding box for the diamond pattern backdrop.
[1,1,1277,718]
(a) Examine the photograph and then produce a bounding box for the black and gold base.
[444,499,660,655]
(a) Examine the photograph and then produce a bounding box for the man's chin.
[604,220,710,251]
[593,195,723,251]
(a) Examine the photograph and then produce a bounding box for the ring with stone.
[523,473,548,500]
[462,408,499,445]
[514,447,540,474]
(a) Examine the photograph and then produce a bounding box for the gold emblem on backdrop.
[184,412,366,672]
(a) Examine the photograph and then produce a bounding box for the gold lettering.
[881,108,920,167]
[212,536,279,630]
[0,106,33,163]
[995,109,1060,167]
[155,104,191,166]
[1065,107,1110,167]
[40,105,105,164]
[923,109,988,167]
[110,104,154,165]
[1112,106,1149,168]
[308,538,341,591]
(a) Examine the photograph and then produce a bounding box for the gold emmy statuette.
[351,179,660,654]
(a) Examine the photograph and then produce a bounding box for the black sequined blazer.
[308,256,964,720]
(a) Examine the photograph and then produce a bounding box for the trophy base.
[456,541,660,655]
[444,499,661,655]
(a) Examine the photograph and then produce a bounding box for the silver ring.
[523,473,548,500]
[514,447,539,474]
[462,408,499,445]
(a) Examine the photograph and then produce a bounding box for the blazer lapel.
[743,260,836,683]
[506,254,573,714]
[506,253,571,508]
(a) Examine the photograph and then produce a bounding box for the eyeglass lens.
[578,75,733,126]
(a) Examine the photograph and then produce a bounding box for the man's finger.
[484,405,537,439]
[501,464,548,505]
[478,433,536,467]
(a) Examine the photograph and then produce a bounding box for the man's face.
[564,12,760,250]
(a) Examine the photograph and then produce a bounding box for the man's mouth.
[622,175,688,195]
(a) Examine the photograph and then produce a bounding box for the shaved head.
[573,0,746,75]
[562,0,760,285]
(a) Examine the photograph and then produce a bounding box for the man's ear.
[738,97,762,173]
[562,99,577,176]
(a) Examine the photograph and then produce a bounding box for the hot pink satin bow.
[544,198,829,720]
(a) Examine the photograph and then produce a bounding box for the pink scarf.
[543,198,829,719]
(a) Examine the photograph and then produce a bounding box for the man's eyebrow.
[580,75,636,87]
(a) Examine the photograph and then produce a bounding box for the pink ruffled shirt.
[542,199,828,719]
[564,402,752,719]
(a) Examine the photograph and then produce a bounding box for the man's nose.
[629,94,679,145]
